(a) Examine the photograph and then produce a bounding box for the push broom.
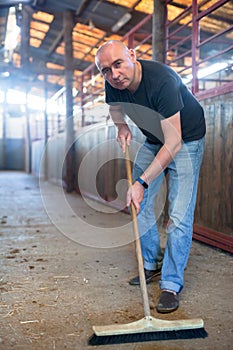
[89,145,207,345]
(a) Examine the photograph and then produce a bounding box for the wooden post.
[44,75,48,180]
[152,0,166,63]
[127,34,134,49]
[63,10,75,192]
[25,87,31,173]
[2,85,7,169]
[192,0,199,94]
[21,5,32,173]
[81,75,85,127]
[20,5,31,69]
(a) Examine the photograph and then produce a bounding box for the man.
[95,40,206,313]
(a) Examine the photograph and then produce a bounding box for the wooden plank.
[224,102,233,231]
[213,103,221,227]
[193,224,233,254]
[193,233,233,254]
[201,103,215,226]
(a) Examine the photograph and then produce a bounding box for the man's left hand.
[126,182,145,214]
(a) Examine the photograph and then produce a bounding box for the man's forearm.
[141,113,182,184]
[109,105,127,126]
[140,143,180,185]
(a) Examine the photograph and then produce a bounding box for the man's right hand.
[116,124,132,153]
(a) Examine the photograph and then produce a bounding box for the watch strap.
[136,177,148,189]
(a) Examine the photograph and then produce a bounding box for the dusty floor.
[0,171,232,350]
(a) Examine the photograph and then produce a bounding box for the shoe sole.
[156,305,179,313]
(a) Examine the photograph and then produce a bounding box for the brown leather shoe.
[156,290,179,313]
[129,268,161,285]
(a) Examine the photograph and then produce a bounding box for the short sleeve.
[156,76,184,118]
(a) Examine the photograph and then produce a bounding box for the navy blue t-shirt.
[105,60,206,144]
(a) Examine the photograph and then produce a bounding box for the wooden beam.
[48,29,65,56]
[75,0,89,16]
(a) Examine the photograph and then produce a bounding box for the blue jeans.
[132,137,205,293]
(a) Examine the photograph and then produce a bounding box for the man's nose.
[112,68,119,79]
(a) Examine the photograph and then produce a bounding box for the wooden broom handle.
[125,145,151,317]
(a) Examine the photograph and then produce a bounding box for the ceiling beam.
[47,0,90,58]
[0,64,65,76]
[75,0,90,16]
[47,29,64,56]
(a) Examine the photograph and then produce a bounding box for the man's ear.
[129,48,137,62]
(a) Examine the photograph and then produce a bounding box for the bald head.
[94,40,139,92]
[95,40,130,70]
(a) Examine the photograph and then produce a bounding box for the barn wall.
[31,135,65,184]
[195,93,233,235]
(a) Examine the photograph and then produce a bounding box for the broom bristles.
[88,316,208,345]
[89,327,208,345]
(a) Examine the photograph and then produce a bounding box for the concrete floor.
[0,171,232,350]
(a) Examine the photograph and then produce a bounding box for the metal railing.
[78,0,233,122]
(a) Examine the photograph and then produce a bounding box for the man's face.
[96,43,136,90]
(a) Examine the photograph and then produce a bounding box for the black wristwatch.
[136,177,148,189]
